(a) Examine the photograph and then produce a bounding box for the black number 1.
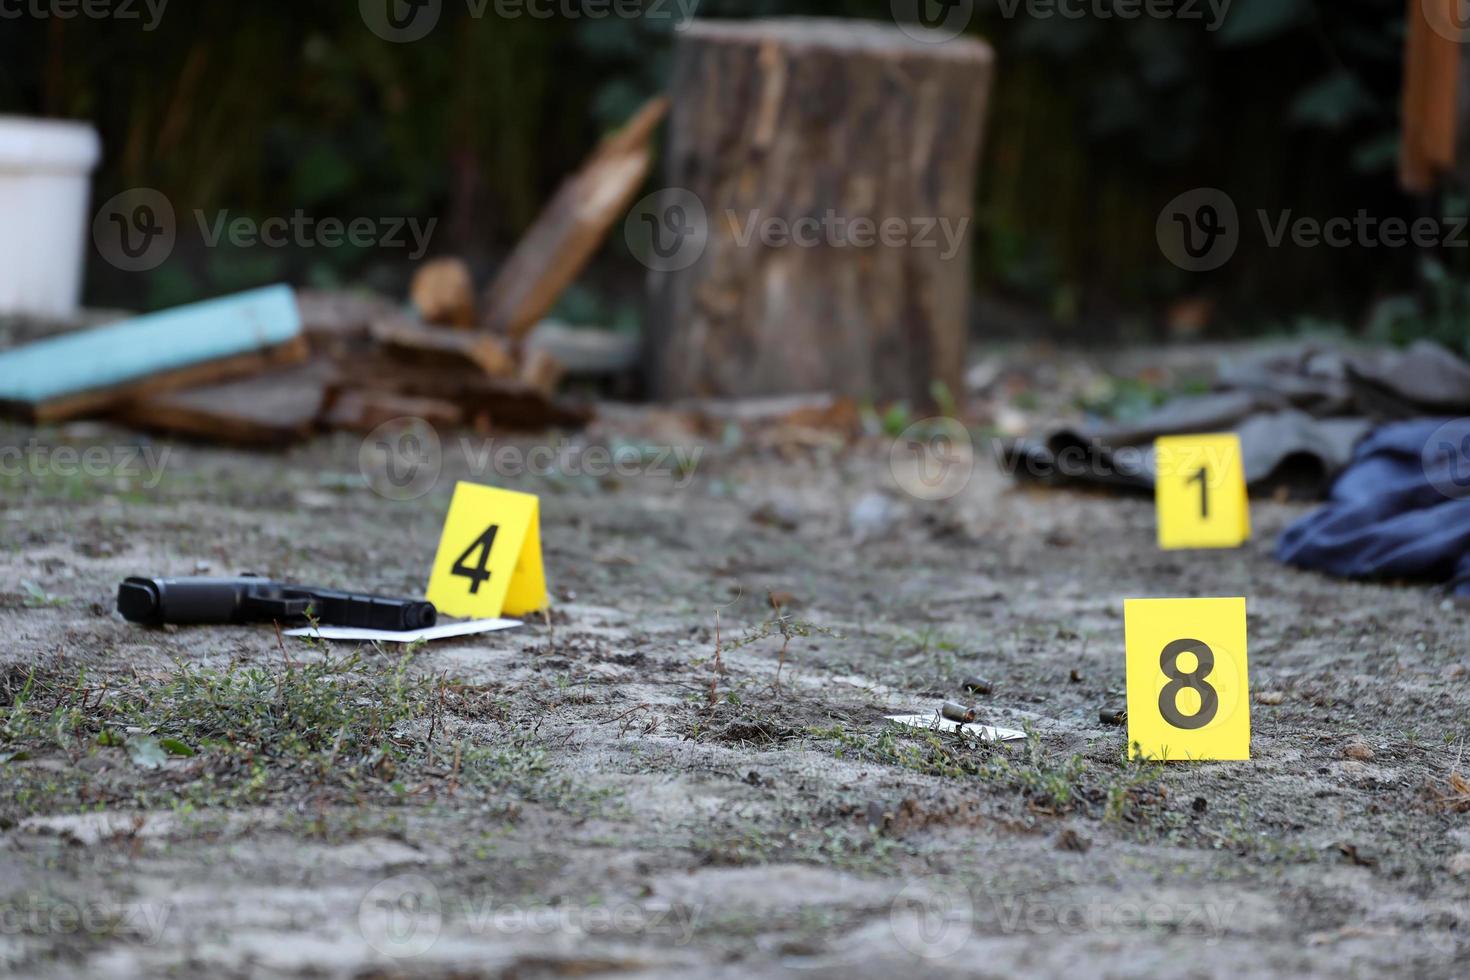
[1187,466,1209,518]
[451,525,499,594]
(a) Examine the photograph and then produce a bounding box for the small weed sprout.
[723,591,840,693]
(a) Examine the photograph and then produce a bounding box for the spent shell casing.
[941,701,976,723]
[962,676,993,695]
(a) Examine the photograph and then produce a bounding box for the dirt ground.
[3,346,1470,978]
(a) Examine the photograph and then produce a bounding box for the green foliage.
[1215,0,1312,47]
[1078,377,1171,422]
[0,0,1429,328]
[972,0,1413,328]
[1367,258,1470,358]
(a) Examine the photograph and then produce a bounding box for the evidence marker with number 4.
[1123,597,1250,761]
[425,481,547,619]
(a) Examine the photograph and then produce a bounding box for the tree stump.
[645,18,993,406]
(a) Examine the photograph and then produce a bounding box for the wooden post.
[645,18,993,406]
[1402,0,1462,193]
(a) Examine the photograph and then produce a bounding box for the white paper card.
[886,714,1026,742]
[284,618,522,643]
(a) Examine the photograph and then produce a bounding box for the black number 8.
[1158,638,1219,730]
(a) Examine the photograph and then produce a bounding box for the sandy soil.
[2,374,1469,978]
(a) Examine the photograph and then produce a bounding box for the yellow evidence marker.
[1124,597,1250,761]
[425,481,548,619]
[1154,433,1250,549]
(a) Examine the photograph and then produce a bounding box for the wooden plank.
[518,347,564,395]
[321,388,464,433]
[295,289,398,352]
[116,361,331,446]
[369,318,516,377]
[1402,0,1462,192]
[480,97,668,340]
[348,356,592,430]
[21,340,307,424]
[0,285,305,422]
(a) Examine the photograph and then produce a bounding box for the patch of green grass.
[807,724,1164,822]
[20,581,69,608]
[0,655,610,822]
[811,723,1003,781]
[131,651,426,759]
[688,820,901,873]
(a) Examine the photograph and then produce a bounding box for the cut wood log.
[0,285,306,422]
[646,19,993,407]
[410,257,477,328]
[116,362,331,447]
[481,97,669,340]
[370,317,516,377]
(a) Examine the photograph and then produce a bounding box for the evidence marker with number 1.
[1123,597,1250,761]
[1154,433,1250,550]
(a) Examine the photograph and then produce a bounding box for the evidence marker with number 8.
[1124,597,1250,761]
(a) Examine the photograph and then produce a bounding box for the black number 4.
[451,525,499,594]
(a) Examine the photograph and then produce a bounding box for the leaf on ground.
[159,738,195,757]
[126,736,168,770]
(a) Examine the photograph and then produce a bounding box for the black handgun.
[116,575,436,632]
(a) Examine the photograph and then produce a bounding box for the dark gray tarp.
[999,342,1470,500]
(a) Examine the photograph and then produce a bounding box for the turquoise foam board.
[0,284,301,406]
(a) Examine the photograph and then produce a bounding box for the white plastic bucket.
[0,116,101,317]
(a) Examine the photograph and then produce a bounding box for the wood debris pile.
[0,98,670,446]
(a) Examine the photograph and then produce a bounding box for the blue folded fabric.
[1276,419,1470,594]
